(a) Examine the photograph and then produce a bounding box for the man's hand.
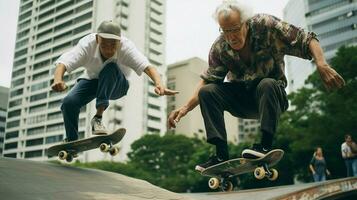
[154,84,179,96]
[51,80,68,92]
[168,106,189,129]
[317,63,345,91]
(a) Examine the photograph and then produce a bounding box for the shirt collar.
[94,44,119,63]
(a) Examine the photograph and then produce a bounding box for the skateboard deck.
[47,128,126,162]
[201,149,284,191]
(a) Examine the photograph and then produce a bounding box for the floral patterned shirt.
[201,14,318,89]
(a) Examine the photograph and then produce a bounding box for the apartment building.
[4,0,166,162]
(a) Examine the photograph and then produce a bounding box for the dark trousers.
[198,78,288,148]
[61,62,129,141]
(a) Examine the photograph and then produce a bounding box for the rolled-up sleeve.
[54,40,88,73]
[269,15,318,60]
[200,44,228,83]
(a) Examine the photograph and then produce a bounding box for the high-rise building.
[167,57,243,144]
[0,86,9,156]
[4,0,166,162]
[305,0,357,61]
[284,0,315,94]
[284,0,357,93]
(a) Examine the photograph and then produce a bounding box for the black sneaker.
[242,144,270,159]
[195,155,226,172]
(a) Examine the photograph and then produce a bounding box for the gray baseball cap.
[97,20,121,40]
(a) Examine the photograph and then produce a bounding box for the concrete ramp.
[184,177,357,200]
[0,158,193,200]
[1,157,356,200]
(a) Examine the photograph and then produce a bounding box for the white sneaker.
[91,116,109,135]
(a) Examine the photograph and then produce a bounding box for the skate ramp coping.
[184,177,357,200]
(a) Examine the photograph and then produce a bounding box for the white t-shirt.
[55,33,150,80]
[341,142,352,159]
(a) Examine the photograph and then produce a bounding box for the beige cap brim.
[97,33,121,40]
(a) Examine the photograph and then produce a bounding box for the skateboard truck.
[254,163,278,180]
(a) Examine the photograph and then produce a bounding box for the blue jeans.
[352,158,357,177]
[313,173,326,182]
[61,62,129,141]
[345,159,356,177]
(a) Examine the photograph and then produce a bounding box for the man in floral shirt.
[168,0,345,171]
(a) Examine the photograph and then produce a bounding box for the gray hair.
[213,0,254,23]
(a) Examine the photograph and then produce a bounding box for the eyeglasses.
[219,23,244,35]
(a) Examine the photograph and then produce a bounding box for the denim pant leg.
[320,174,326,181]
[352,158,357,177]
[345,160,353,177]
[96,62,129,109]
[313,174,319,182]
[61,79,97,141]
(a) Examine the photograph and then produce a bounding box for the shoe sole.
[92,131,108,135]
[242,149,265,159]
[195,165,205,172]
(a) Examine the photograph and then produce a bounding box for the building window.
[5,131,19,139]
[148,103,160,111]
[31,81,49,92]
[27,126,45,136]
[27,114,46,125]
[46,123,64,132]
[3,153,16,158]
[148,127,160,133]
[4,142,18,150]
[9,99,22,108]
[148,115,161,122]
[30,92,47,102]
[29,103,47,113]
[26,138,44,147]
[7,110,21,118]
[24,150,43,158]
[7,120,20,129]
[45,135,63,144]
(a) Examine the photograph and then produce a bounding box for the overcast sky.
[0,0,288,88]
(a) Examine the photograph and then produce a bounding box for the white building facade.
[4,0,166,162]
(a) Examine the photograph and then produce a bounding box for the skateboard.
[200,149,284,192]
[47,128,126,162]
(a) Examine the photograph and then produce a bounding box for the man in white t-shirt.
[341,134,357,177]
[51,20,178,142]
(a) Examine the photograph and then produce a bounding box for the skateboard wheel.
[58,151,67,160]
[100,143,110,152]
[268,169,278,181]
[66,155,73,162]
[222,180,233,192]
[208,178,220,189]
[254,167,266,180]
[109,147,119,156]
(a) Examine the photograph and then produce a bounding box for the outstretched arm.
[144,66,179,96]
[309,39,345,90]
[168,79,206,129]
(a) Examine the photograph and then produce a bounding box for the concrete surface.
[1,157,356,200]
[0,157,193,200]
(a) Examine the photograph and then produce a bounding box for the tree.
[275,45,357,181]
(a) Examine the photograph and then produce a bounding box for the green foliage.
[275,45,357,182]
